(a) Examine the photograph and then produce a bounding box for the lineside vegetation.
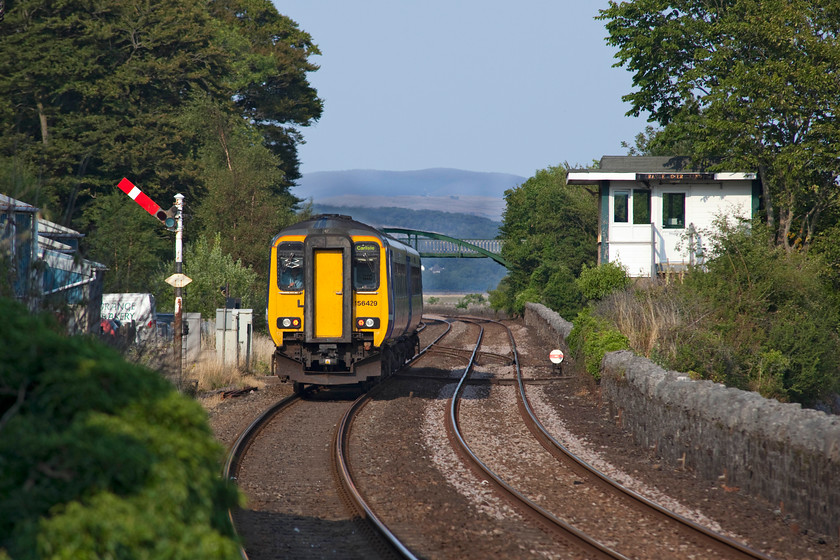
[0,297,241,558]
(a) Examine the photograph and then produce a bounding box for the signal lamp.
[277,317,301,329]
[355,317,379,329]
[156,205,178,231]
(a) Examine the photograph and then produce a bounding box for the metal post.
[173,194,185,388]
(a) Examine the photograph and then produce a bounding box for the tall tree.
[0,0,322,290]
[208,0,323,189]
[599,0,840,251]
[182,94,300,278]
[0,0,231,218]
[494,166,598,316]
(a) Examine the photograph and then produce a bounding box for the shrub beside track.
[0,297,240,559]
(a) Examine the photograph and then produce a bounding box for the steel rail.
[224,317,450,559]
[445,317,628,560]
[328,315,454,560]
[333,386,419,560]
[223,393,302,560]
[492,317,776,560]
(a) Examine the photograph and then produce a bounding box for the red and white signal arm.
[549,349,564,364]
[117,178,176,229]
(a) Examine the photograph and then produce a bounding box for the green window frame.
[663,192,686,229]
[614,190,629,223]
[633,189,651,224]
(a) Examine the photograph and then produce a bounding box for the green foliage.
[152,233,262,322]
[528,262,582,319]
[567,307,631,381]
[628,219,840,406]
[488,276,515,313]
[599,0,840,251]
[492,165,598,315]
[209,0,323,187]
[78,192,171,293]
[455,293,486,309]
[0,0,321,302]
[183,93,300,278]
[576,262,631,302]
[0,297,240,558]
[512,287,541,316]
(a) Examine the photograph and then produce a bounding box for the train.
[267,214,423,392]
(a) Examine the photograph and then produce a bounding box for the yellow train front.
[267,214,423,391]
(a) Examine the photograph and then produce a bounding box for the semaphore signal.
[116,178,189,388]
[117,177,177,230]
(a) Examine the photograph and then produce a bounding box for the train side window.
[277,242,304,291]
[353,242,380,290]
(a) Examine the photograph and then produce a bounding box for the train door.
[304,235,353,343]
[313,249,343,338]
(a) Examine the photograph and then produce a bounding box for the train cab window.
[353,242,380,291]
[277,242,304,291]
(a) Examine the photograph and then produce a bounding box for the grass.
[113,329,278,395]
[188,332,276,393]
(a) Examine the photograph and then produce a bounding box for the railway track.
[225,315,778,559]
[446,316,774,559]
[224,321,451,559]
[225,392,393,559]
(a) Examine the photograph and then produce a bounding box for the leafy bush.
[674,221,840,405]
[599,219,840,407]
[575,262,630,302]
[513,287,541,316]
[153,233,262,326]
[0,297,240,559]
[567,307,631,380]
[456,293,486,309]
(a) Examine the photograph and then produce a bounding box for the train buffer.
[380,228,509,268]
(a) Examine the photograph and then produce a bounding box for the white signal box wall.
[216,308,253,370]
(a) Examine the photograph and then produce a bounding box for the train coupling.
[316,343,339,365]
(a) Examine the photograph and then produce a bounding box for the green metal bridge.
[381,228,509,268]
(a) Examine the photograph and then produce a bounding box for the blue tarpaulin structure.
[1,193,106,332]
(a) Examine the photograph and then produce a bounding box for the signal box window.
[614,191,629,223]
[277,242,304,291]
[663,193,686,229]
[353,242,380,291]
[633,189,651,224]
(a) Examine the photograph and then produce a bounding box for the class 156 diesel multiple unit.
[267,214,423,391]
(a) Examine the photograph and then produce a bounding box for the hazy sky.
[275,1,649,178]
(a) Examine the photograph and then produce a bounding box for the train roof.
[273,214,419,257]
[277,214,381,237]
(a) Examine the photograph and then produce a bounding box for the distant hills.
[292,168,526,222]
[294,168,522,293]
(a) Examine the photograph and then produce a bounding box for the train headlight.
[355,317,380,330]
[277,317,301,329]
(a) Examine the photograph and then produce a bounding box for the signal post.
[165,194,191,388]
[118,178,191,386]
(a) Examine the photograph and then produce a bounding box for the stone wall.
[525,302,840,537]
[524,302,572,347]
